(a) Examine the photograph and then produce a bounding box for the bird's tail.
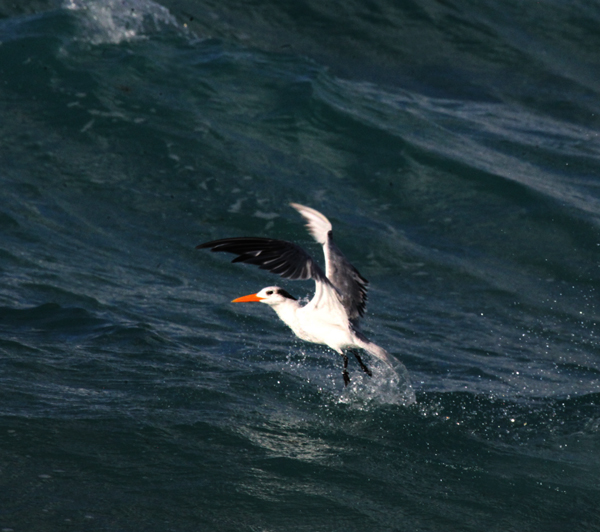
[354,336,395,367]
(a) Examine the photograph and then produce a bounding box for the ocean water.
[1,0,600,530]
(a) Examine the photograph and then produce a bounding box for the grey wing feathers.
[289,203,369,323]
[326,236,369,322]
[197,237,329,283]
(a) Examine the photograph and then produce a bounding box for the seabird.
[198,203,398,386]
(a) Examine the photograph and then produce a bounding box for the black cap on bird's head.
[232,286,297,304]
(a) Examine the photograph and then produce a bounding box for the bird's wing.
[197,237,329,284]
[290,203,369,322]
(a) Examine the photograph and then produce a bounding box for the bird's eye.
[266,290,273,295]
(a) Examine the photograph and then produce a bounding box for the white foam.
[64,0,180,45]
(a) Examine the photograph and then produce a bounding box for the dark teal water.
[1,0,600,530]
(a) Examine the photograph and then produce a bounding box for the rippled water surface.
[1,0,599,530]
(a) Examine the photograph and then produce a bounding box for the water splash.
[337,358,416,407]
[283,348,415,407]
[64,0,180,45]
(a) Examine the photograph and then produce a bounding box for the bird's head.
[232,286,297,307]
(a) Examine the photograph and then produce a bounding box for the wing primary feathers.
[197,237,329,284]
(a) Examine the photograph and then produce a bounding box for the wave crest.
[64,0,179,45]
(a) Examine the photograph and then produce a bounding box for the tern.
[198,203,398,386]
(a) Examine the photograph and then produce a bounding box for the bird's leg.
[342,353,350,386]
[352,350,372,377]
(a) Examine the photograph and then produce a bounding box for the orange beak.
[231,293,264,303]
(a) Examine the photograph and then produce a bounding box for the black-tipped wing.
[197,237,329,284]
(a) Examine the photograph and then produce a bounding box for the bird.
[197,203,399,386]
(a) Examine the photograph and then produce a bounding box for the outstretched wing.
[197,237,329,284]
[290,203,369,322]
